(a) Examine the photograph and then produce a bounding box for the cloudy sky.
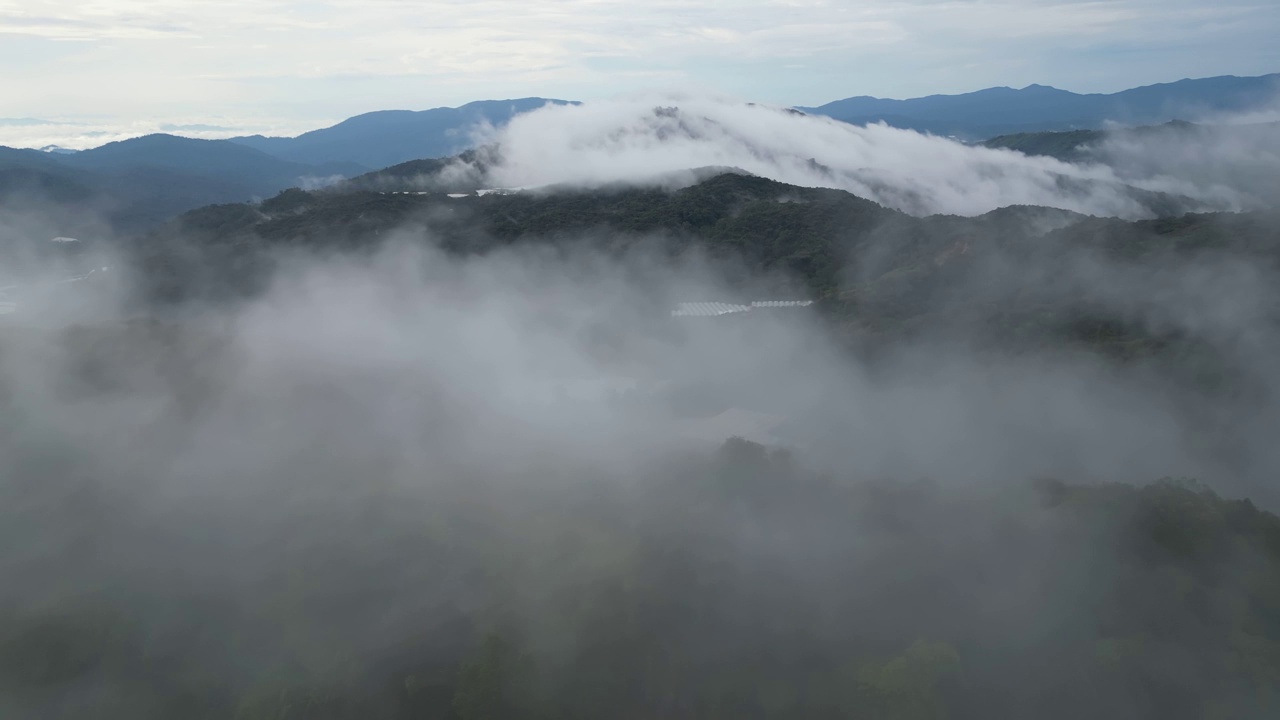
[1,0,1278,146]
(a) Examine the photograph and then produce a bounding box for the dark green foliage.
[5,430,1280,718]
[982,129,1103,161]
[0,166,98,204]
[453,633,539,720]
[128,173,1280,395]
[856,640,962,720]
[17,171,1280,717]
[341,147,491,193]
[0,609,124,689]
[258,188,319,216]
[130,173,886,306]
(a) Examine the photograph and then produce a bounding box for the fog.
[1088,121,1280,209]
[454,93,1263,218]
[3,117,1280,716]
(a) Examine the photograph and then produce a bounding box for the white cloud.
[469,94,1251,218]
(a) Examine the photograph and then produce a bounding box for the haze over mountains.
[0,136,363,231]
[228,98,574,169]
[2,73,1277,232]
[6,60,1280,719]
[800,73,1280,139]
[8,72,1276,156]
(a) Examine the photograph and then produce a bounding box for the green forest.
[5,416,1280,719]
[4,169,1280,718]
[133,172,1280,374]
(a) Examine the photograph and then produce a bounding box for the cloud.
[1086,121,1280,209]
[462,94,1249,217]
[158,122,237,132]
[0,117,58,127]
[3,209,1273,498]
[4,132,1280,713]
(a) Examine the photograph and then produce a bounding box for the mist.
[451,94,1264,218]
[5,71,1280,716]
[4,174,1280,716]
[1088,120,1280,209]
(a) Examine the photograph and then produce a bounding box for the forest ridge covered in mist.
[2,73,1280,720]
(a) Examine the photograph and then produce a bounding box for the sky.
[1,0,1278,147]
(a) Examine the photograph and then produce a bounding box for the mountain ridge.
[800,73,1280,139]
[0,134,368,231]
[4,74,1277,233]
[228,97,574,168]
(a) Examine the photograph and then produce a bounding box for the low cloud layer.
[461,95,1262,217]
[4,182,1280,713]
[1089,120,1280,209]
[7,212,1280,499]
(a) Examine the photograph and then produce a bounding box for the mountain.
[0,98,572,230]
[5,75,1275,235]
[0,155,96,204]
[0,151,110,247]
[982,128,1108,161]
[229,98,572,168]
[801,74,1280,140]
[0,145,66,171]
[0,134,367,232]
[979,121,1280,209]
[135,172,1278,371]
[340,152,486,193]
[62,133,363,189]
[322,139,1204,220]
[0,164,94,205]
[983,119,1280,160]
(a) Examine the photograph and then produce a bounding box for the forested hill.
[9,170,1280,719]
[128,172,1280,453]
[135,173,1280,366]
[0,135,366,232]
[133,173,890,302]
[6,428,1280,719]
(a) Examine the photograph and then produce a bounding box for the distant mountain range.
[0,135,364,231]
[980,120,1280,160]
[799,74,1280,140]
[0,99,573,232]
[3,75,1277,233]
[222,75,1279,171]
[228,98,572,169]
